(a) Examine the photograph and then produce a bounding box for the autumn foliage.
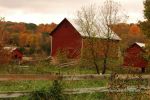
[0,43,11,64]
[0,21,57,56]
[112,23,146,51]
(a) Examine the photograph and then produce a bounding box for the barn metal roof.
[3,46,17,52]
[135,42,145,48]
[50,18,121,41]
[69,19,121,41]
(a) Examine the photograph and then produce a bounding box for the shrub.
[54,50,69,64]
[49,80,66,100]
[30,80,67,100]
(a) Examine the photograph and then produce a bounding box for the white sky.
[0,0,145,24]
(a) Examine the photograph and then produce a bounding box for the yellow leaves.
[19,32,42,49]
[19,33,28,47]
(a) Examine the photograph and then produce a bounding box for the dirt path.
[0,74,148,81]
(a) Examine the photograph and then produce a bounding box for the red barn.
[4,47,23,60]
[50,18,82,59]
[123,42,148,72]
[11,48,23,60]
[50,18,121,61]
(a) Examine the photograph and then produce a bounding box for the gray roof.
[68,19,121,41]
[3,46,17,52]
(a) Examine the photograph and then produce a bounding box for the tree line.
[0,18,57,56]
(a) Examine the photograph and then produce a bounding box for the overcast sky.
[0,0,145,24]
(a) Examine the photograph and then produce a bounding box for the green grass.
[63,80,107,89]
[0,78,148,99]
[16,92,150,100]
[64,93,107,100]
[0,58,123,74]
[0,80,108,92]
[2,57,150,75]
[0,81,52,92]
[0,59,150,99]
[0,57,150,75]
[0,62,98,74]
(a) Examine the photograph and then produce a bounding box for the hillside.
[0,21,57,56]
[112,23,147,51]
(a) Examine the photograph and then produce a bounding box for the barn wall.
[11,49,23,60]
[123,44,148,68]
[51,20,82,59]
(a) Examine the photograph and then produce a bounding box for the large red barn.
[50,18,82,59]
[50,18,121,61]
[123,42,148,72]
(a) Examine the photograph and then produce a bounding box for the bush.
[54,50,69,64]
[49,80,66,100]
[30,80,67,100]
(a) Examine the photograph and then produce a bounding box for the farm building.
[50,18,121,61]
[123,42,148,72]
[4,47,23,61]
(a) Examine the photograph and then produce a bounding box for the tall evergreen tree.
[140,0,150,38]
[144,0,150,21]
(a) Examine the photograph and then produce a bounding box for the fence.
[0,74,150,98]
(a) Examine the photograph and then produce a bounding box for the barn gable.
[50,18,82,59]
[50,18,81,37]
[126,42,145,53]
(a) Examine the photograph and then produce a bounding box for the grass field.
[0,80,108,92]
[0,59,150,99]
[0,58,141,74]
[0,77,148,99]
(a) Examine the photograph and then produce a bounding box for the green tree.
[25,23,37,32]
[140,0,150,38]
[144,0,150,21]
[139,0,150,68]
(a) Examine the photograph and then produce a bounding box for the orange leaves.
[128,24,141,36]
[19,33,28,47]
[37,23,57,33]
[9,23,26,33]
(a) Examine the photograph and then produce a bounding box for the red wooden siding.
[50,18,82,59]
[11,49,23,60]
[123,43,148,68]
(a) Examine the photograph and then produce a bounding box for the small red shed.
[123,42,148,70]
[4,47,23,60]
[11,48,23,60]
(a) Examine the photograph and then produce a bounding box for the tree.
[25,23,37,32]
[144,0,150,21]
[98,0,124,74]
[0,43,11,64]
[76,5,100,74]
[0,17,11,64]
[128,24,141,36]
[19,32,28,47]
[0,17,7,44]
[139,0,150,67]
[76,0,125,74]
[140,0,150,38]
